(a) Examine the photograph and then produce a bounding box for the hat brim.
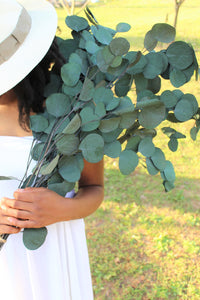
[0,0,57,96]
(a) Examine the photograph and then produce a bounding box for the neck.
[0,90,32,137]
[0,90,17,105]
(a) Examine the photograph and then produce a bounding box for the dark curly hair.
[13,38,65,129]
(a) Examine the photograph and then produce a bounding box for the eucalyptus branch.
[118,121,140,144]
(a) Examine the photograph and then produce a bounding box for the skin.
[0,90,104,234]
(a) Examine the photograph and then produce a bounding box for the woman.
[0,0,104,299]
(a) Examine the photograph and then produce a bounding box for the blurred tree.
[48,0,90,15]
[174,0,186,28]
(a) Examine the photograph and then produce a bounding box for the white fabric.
[0,136,93,300]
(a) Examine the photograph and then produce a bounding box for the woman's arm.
[0,159,104,230]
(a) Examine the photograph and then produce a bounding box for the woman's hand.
[0,159,104,230]
[0,187,67,229]
[0,204,21,234]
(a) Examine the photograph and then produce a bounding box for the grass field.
[57,1,200,298]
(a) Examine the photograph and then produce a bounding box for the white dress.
[0,136,93,300]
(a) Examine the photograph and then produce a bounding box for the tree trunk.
[70,0,75,15]
[174,0,186,29]
[76,0,91,15]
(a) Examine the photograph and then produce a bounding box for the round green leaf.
[143,52,164,79]
[94,87,114,106]
[106,97,120,111]
[110,56,122,68]
[109,38,130,56]
[151,23,176,43]
[65,15,89,32]
[91,25,113,45]
[61,63,81,87]
[48,181,75,197]
[116,22,131,32]
[163,160,175,182]
[159,50,169,73]
[101,128,123,143]
[126,54,147,75]
[48,172,63,185]
[172,89,184,100]
[160,90,178,109]
[169,68,187,87]
[119,150,139,175]
[147,76,161,94]
[40,155,60,175]
[58,38,79,61]
[102,46,115,65]
[139,102,166,129]
[62,114,81,134]
[119,111,138,129]
[137,89,155,102]
[81,29,95,42]
[44,115,56,134]
[183,64,195,81]
[56,134,79,155]
[163,180,175,192]
[114,96,135,115]
[58,156,81,182]
[79,78,95,101]
[79,133,104,163]
[30,115,48,133]
[138,137,155,157]
[151,147,166,171]
[99,117,121,133]
[96,49,109,72]
[134,74,148,93]
[85,40,100,54]
[182,94,198,115]
[46,93,71,117]
[107,58,129,76]
[44,74,62,98]
[76,49,89,75]
[144,30,158,51]
[115,73,132,97]
[126,136,141,151]
[31,142,45,161]
[62,81,83,97]
[104,141,121,158]
[69,53,82,66]
[55,117,70,134]
[146,158,159,175]
[174,99,195,121]
[80,107,100,132]
[190,127,199,141]
[23,227,48,250]
[95,102,106,118]
[166,41,194,70]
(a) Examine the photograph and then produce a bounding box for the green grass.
[56,1,200,298]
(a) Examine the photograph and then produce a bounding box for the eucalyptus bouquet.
[0,8,199,250]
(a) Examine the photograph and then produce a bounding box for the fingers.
[13,189,34,202]
[7,217,36,229]
[13,187,46,202]
[1,197,32,211]
[1,204,32,220]
[0,224,21,234]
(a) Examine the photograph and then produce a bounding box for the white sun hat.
[0,0,58,96]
